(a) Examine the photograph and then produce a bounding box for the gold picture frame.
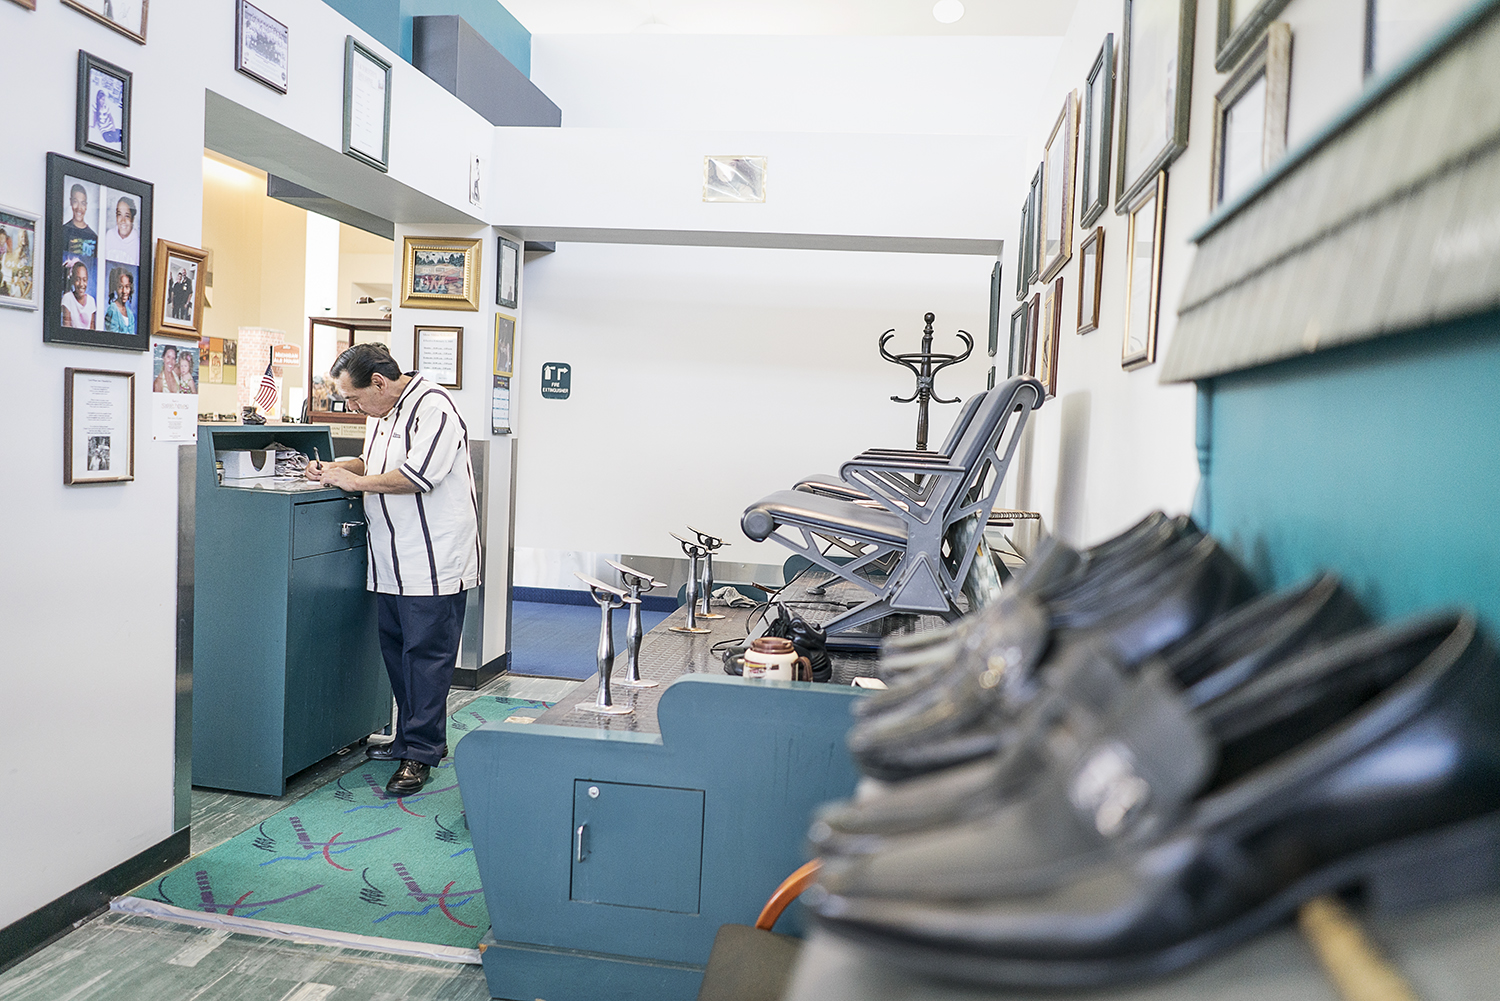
[1122,171,1167,371]
[151,239,207,339]
[1038,276,1063,398]
[61,0,148,44]
[1039,91,1079,283]
[401,236,481,311]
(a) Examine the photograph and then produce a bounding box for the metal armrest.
[742,490,908,546]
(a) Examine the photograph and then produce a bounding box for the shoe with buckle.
[385,760,431,796]
[811,612,1500,989]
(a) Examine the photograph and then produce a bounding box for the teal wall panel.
[322,0,402,54]
[322,0,532,76]
[1207,311,1500,629]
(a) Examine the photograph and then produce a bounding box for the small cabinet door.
[571,780,705,914]
[284,544,388,776]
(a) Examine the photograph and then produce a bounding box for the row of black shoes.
[805,512,1500,989]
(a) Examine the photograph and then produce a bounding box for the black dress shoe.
[813,612,1500,988]
[367,742,446,761]
[813,574,1368,855]
[385,760,431,796]
[847,534,1254,781]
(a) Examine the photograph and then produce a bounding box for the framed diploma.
[342,36,391,172]
[64,367,135,484]
[414,325,463,389]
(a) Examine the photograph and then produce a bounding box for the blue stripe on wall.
[321,0,532,77]
[1207,310,1500,630]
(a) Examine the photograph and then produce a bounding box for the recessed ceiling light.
[933,0,965,24]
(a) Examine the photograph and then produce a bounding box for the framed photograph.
[7,0,36,11]
[64,367,135,485]
[414,325,463,389]
[0,204,39,310]
[401,236,481,311]
[1007,303,1029,379]
[1211,22,1291,210]
[1122,171,1168,371]
[1038,277,1064,398]
[703,156,767,202]
[343,36,391,172]
[987,260,1003,358]
[1080,35,1116,228]
[1039,91,1079,283]
[494,313,515,376]
[1025,165,1043,286]
[236,0,289,94]
[61,0,147,43]
[1015,190,1032,301]
[1026,292,1041,376]
[45,153,153,351]
[76,52,131,167]
[151,240,206,338]
[1116,0,1197,211]
[1077,227,1105,334]
[497,236,519,309]
[1217,0,1293,71]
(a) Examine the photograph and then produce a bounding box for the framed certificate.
[414,325,463,389]
[64,367,135,484]
[342,36,391,172]
[496,236,519,309]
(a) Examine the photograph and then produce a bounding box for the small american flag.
[254,348,278,415]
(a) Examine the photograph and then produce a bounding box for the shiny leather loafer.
[813,612,1500,988]
[811,574,1369,855]
[385,760,431,796]
[847,534,1253,781]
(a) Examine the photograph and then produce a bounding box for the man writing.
[306,343,480,796]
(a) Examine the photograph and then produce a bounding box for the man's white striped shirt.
[360,373,481,596]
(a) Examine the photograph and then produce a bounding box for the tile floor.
[0,674,580,1001]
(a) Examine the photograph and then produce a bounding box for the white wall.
[0,0,496,930]
[510,33,1063,578]
[1004,0,1373,548]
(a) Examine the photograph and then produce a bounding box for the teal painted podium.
[456,671,865,1001]
[192,425,390,796]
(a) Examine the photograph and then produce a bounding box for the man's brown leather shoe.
[385,760,430,796]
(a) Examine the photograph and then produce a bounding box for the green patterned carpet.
[124,696,552,954]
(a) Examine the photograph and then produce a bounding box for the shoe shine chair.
[741,377,1044,645]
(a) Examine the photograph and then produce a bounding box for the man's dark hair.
[330,342,402,389]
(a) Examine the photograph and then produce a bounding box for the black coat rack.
[879,312,973,450]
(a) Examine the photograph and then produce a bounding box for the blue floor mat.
[509,600,672,679]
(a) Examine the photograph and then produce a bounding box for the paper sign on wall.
[540,362,571,400]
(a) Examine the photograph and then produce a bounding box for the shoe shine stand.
[574,572,636,716]
[688,526,727,620]
[669,533,713,634]
[606,559,664,688]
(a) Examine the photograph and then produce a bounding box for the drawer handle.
[340,521,365,538]
[576,824,587,863]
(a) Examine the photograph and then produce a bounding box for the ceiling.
[498,0,1078,36]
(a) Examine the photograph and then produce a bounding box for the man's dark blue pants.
[376,591,468,767]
